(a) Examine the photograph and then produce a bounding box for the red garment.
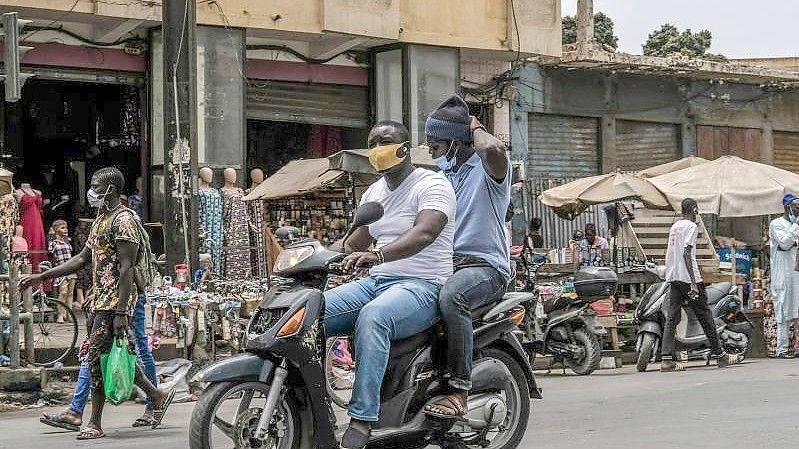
[19,192,47,272]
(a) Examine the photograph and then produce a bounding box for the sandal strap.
[428,394,467,415]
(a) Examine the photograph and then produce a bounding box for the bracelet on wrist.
[371,248,385,265]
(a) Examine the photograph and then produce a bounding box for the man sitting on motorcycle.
[324,120,457,449]
[421,95,511,418]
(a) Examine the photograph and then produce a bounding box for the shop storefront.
[245,79,369,175]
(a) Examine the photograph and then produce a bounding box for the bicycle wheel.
[29,296,79,366]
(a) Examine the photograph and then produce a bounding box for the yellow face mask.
[368,142,408,172]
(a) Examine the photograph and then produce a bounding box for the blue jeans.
[69,294,157,414]
[438,266,506,391]
[324,276,441,422]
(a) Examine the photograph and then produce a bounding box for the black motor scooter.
[190,202,540,449]
[634,271,753,372]
[516,257,616,376]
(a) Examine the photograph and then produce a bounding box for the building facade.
[0,0,561,244]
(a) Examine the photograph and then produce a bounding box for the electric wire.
[20,0,81,43]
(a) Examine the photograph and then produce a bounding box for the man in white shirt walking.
[661,198,740,372]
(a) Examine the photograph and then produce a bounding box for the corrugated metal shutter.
[615,120,681,171]
[528,178,609,249]
[247,81,368,128]
[774,131,799,173]
[528,114,599,178]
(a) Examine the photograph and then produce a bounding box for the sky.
[560,0,799,59]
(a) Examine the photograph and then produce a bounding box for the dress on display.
[73,218,94,292]
[0,194,17,249]
[19,192,46,271]
[246,190,266,278]
[198,188,224,275]
[221,187,252,280]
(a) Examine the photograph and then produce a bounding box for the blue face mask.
[434,141,457,172]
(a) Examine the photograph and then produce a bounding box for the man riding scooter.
[324,120,457,449]
[421,95,511,418]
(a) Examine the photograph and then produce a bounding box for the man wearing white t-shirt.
[661,198,740,372]
[324,120,456,449]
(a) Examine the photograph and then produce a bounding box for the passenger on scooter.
[421,95,511,418]
[323,120,457,449]
[661,198,742,372]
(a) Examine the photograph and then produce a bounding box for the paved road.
[2,359,798,449]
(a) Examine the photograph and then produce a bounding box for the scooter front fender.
[637,320,663,338]
[194,353,273,383]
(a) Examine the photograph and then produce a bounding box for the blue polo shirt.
[443,152,511,281]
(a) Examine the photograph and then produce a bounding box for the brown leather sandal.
[424,393,468,418]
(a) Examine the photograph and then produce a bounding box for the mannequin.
[16,181,46,271]
[129,176,145,219]
[197,167,223,275]
[246,168,267,278]
[221,168,251,279]
[248,168,264,191]
[0,169,17,250]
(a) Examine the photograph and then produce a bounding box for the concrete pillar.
[510,62,544,245]
[761,120,774,165]
[577,0,594,44]
[600,115,616,173]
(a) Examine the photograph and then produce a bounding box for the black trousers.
[661,281,723,358]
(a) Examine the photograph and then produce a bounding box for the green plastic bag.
[100,337,136,405]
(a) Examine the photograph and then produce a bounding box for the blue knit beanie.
[425,95,472,142]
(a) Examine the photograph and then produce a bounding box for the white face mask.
[87,185,111,209]
[434,140,457,172]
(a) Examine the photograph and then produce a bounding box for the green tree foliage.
[562,12,619,50]
[642,24,727,62]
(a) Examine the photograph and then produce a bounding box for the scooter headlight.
[274,246,314,273]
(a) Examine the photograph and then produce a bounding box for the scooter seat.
[705,282,731,305]
[390,329,435,359]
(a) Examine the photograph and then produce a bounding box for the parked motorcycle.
[517,256,617,376]
[634,271,754,372]
[190,202,540,449]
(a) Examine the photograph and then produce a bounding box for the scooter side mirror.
[341,202,384,248]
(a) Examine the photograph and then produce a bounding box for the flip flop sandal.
[132,416,157,427]
[40,413,81,432]
[76,428,105,440]
[424,394,468,419]
[151,389,176,429]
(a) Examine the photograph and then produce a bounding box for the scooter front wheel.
[189,381,305,449]
[636,333,657,372]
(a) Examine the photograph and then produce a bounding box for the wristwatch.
[473,125,487,134]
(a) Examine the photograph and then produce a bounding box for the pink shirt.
[11,236,28,253]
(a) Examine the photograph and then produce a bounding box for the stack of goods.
[267,194,350,245]
[144,278,275,356]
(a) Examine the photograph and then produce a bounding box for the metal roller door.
[528,114,599,178]
[616,120,681,171]
[247,81,368,128]
[774,131,799,173]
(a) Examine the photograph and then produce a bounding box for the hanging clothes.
[221,187,252,280]
[308,125,343,158]
[198,188,224,275]
[0,193,17,249]
[19,192,47,272]
[73,218,94,293]
[246,193,267,278]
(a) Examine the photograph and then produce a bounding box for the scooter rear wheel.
[565,328,602,375]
